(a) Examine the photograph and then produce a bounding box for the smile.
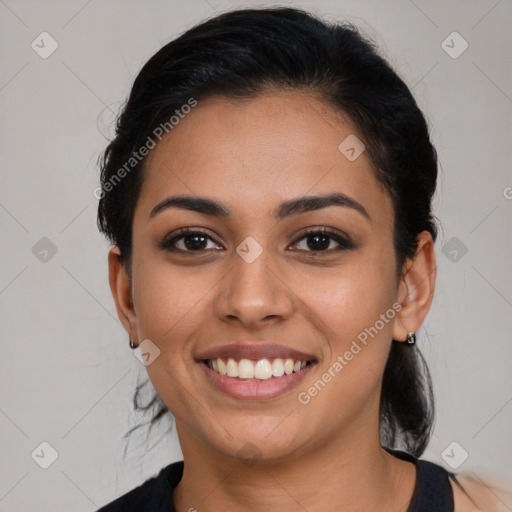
[205,357,315,380]
[199,358,318,400]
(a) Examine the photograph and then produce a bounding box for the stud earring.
[406,332,416,345]
[129,338,137,349]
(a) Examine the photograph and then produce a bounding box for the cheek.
[131,255,213,350]
[294,252,398,373]
[294,267,397,415]
[301,253,396,327]
[131,261,215,417]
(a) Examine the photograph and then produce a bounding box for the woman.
[95,7,508,511]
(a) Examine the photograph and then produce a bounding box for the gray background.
[1,0,511,510]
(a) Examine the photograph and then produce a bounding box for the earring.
[129,338,137,349]
[406,332,416,345]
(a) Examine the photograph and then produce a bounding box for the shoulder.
[96,462,181,511]
[451,472,512,512]
[96,477,157,511]
[96,471,163,511]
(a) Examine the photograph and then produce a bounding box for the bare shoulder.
[451,472,512,512]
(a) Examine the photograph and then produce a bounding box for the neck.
[172,418,416,512]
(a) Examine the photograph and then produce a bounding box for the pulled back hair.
[97,7,438,458]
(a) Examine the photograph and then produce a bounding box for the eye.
[158,227,223,252]
[158,226,356,254]
[290,227,356,253]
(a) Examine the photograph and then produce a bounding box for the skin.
[108,91,439,511]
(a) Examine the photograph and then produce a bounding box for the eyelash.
[158,227,356,255]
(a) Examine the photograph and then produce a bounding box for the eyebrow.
[149,193,371,223]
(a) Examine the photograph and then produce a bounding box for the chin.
[209,427,306,466]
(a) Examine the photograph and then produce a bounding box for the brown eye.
[158,227,356,255]
[158,228,223,252]
[291,228,356,253]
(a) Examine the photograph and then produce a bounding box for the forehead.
[135,91,393,228]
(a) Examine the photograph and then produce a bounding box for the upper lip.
[196,343,317,361]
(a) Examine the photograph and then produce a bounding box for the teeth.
[238,359,255,379]
[284,359,294,375]
[207,357,312,380]
[226,358,238,377]
[272,358,284,377]
[218,358,227,375]
[254,359,273,379]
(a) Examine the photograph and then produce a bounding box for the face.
[109,91,421,464]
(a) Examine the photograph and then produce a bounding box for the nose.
[214,245,295,329]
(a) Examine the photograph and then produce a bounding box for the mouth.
[202,357,316,381]
[195,343,318,400]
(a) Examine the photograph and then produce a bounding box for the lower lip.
[198,361,317,400]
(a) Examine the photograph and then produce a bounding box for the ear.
[392,231,437,343]
[108,246,138,342]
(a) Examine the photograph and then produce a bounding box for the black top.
[97,449,457,511]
